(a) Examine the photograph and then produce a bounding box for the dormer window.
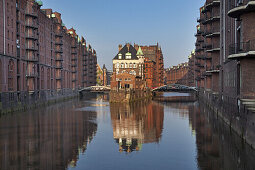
[125,52,131,59]
[118,54,122,59]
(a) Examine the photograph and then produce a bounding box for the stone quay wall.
[198,89,255,149]
[109,89,152,103]
[0,89,78,114]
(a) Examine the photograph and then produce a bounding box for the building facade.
[111,44,145,90]
[165,62,189,86]
[0,0,97,112]
[134,43,164,88]
[191,0,255,147]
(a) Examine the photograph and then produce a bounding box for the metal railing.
[229,0,255,11]
[229,39,255,55]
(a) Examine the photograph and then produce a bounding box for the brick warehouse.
[192,0,255,148]
[0,0,97,112]
[134,43,164,89]
[165,62,189,86]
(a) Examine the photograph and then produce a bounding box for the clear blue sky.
[41,0,204,70]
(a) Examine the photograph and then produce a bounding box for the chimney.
[118,44,122,52]
[127,43,130,52]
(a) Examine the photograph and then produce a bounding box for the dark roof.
[113,44,138,60]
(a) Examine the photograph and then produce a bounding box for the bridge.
[78,86,111,93]
[152,84,197,92]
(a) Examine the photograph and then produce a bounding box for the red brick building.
[134,44,164,88]
[111,44,145,90]
[191,0,255,146]
[0,0,97,112]
[165,62,189,86]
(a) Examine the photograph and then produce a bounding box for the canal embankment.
[198,89,255,150]
[0,89,78,114]
[109,89,152,103]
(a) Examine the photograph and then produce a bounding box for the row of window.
[115,63,138,69]
[116,70,136,76]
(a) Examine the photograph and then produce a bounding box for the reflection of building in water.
[0,101,97,170]
[188,104,255,170]
[110,101,164,153]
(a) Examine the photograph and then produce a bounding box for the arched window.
[47,68,50,89]
[41,67,44,89]
[8,60,14,91]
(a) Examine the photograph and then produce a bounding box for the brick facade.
[0,0,97,112]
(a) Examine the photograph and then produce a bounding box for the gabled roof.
[136,46,144,56]
[113,44,138,60]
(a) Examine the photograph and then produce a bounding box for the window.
[121,63,124,68]
[129,63,133,68]
[8,60,14,91]
[118,54,122,59]
[41,67,44,89]
[125,63,128,68]
[130,70,136,76]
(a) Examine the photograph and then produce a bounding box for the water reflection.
[0,100,97,170]
[110,101,164,153]
[1,93,255,170]
[189,103,255,170]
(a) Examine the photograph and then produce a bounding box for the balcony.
[72,64,77,67]
[195,47,204,52]
[195,30,203,37]
[206,43,220,53]
[24,55,39,62]
[202,15,220,25]
[55,64,63,69]
[55,57,63,61]
[25,11,38,18]
[205,0,220,9]
[203,27,220,37]
[71,58,77,61]
[55,40,63,45]
[26,33,38,40]
[71,51,77,54]
[71,45,77,48]
[25,22,38,29]
[26,72,38,77]
[55,33,63,37]
[228,0,255,18]
[25,45,38,51]
[55,49,63,53]
[228,39,255,59]
[72,70,77,73]
[56,76,62,80]
[206,65,220,73]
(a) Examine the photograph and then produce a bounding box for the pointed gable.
[113,44,138,60]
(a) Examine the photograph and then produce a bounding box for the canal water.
[0,92,255,170]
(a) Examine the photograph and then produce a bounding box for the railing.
[229,39,255,55]
[25,45,39,51]
[55,40,63,45]
[24,55,39,62]
[26,33,38,39]
[55,33,63,37]
[26,72,38,77]
[203,26,220,36]
[25,21,38,29]
[55,57,63,61]
[55,48,63,53]
[55,64,63,69]
[229,0,254,11]
[25,10,38,17]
